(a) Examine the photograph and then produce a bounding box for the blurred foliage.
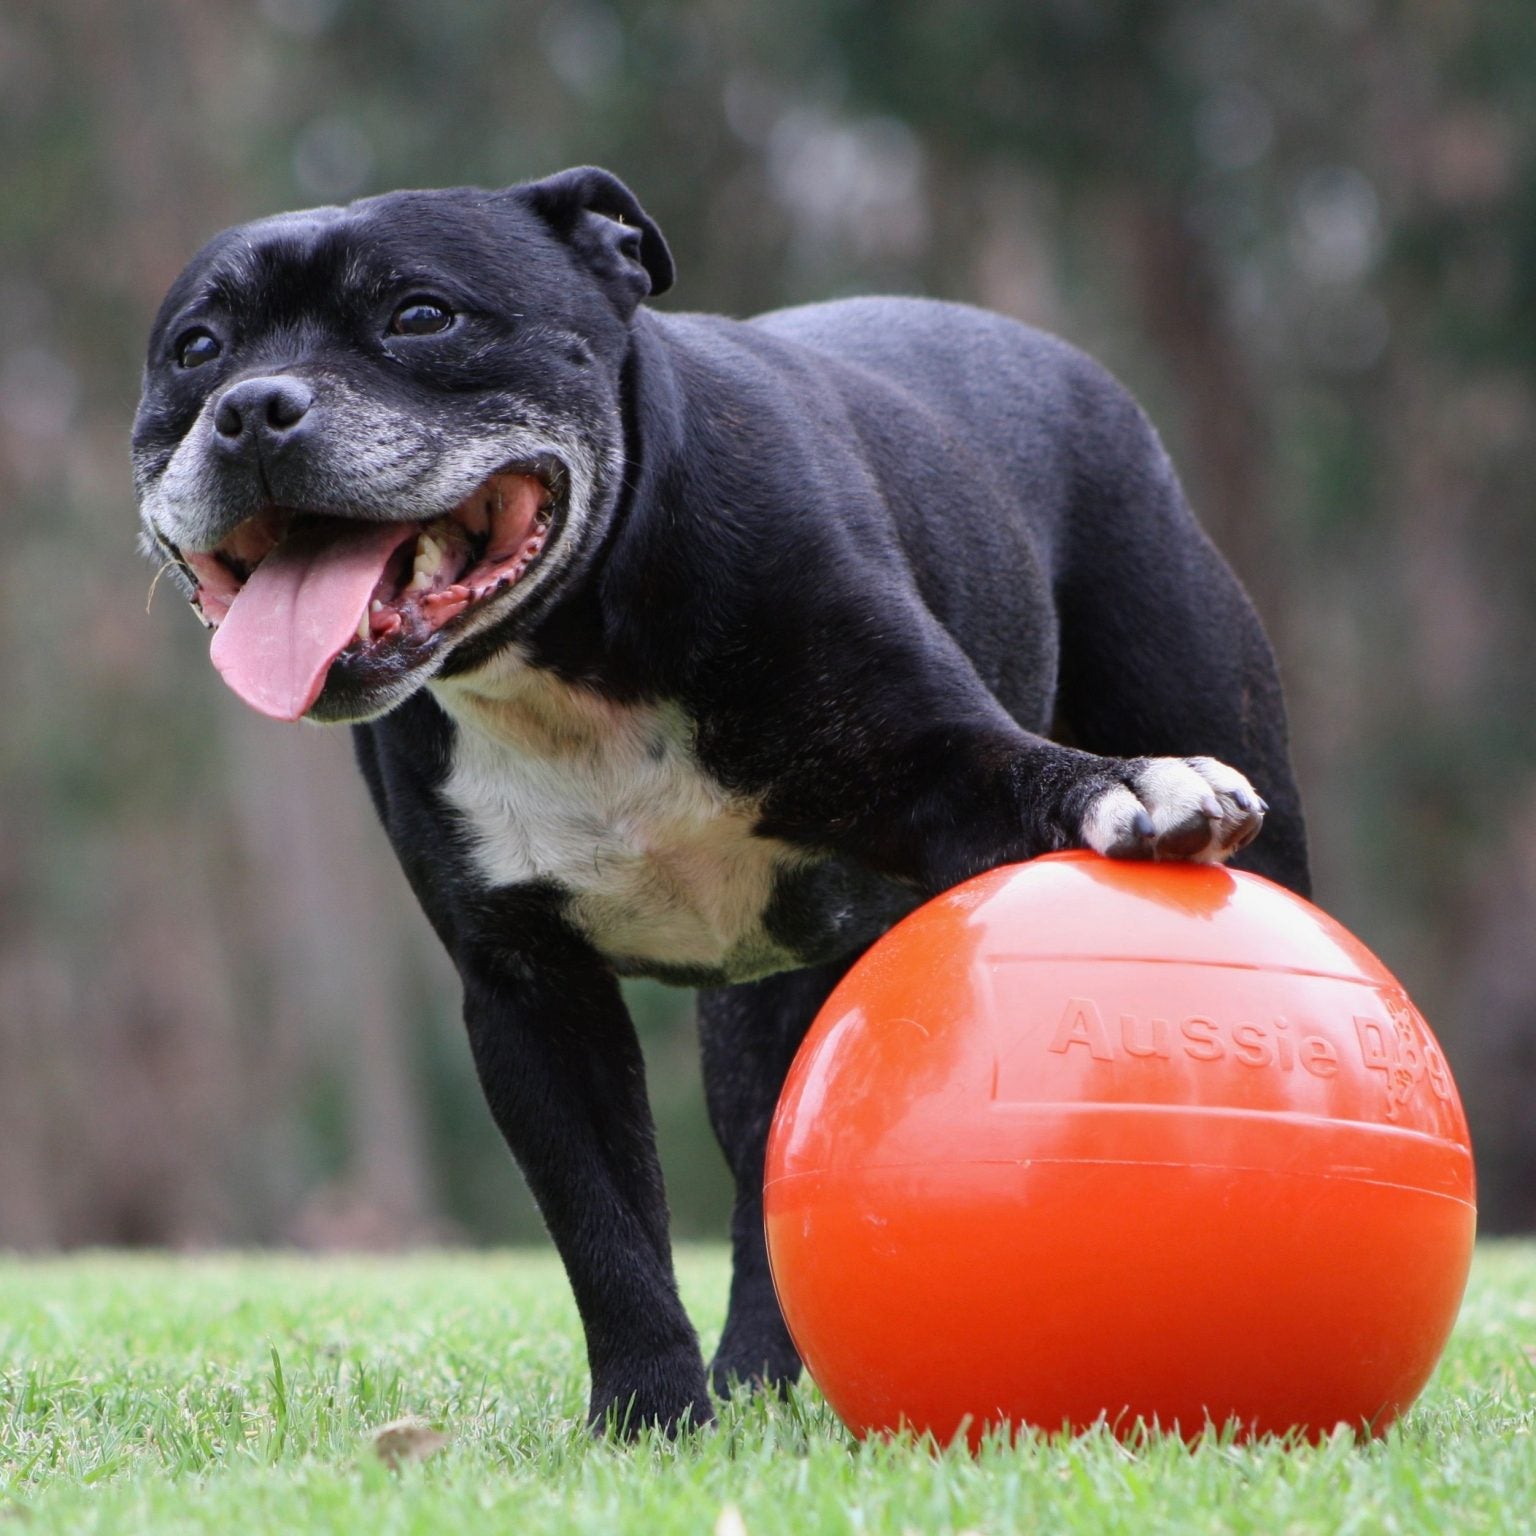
[1,0,1533,1246]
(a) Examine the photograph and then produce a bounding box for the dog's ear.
[520,166,675,312]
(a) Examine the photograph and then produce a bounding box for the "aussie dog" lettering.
[1048,995,1340,1075]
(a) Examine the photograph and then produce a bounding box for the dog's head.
[132,167,673,723]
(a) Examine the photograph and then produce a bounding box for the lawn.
[0,1244,1531,1534]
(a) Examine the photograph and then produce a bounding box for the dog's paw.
[708,1318,803,1402]
[1080,756,1265,864]
[588,1349,716,1439]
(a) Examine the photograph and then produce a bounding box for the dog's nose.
[211,376,315,451]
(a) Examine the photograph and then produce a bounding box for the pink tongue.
[210,518,418,721]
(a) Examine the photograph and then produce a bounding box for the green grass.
[0,1245,1531,1534]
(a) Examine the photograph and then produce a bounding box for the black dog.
[133,166,1309,1434]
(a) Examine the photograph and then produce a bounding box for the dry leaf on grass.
[370,1416,449,1469]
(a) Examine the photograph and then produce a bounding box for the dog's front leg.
[772,719,1267,900]
[457,927,711,1436]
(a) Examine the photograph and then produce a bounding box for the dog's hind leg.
[696,957,857,1398]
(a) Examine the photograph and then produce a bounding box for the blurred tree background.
[1,0,1532,1247]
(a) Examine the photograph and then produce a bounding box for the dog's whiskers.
[145,558,180,615]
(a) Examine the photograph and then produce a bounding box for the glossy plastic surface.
[764,852,1476,1445]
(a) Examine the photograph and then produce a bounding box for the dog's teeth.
[356,609,371,646]
[405,532,442,594]
[413,532,443,576]
[371,600,385,614]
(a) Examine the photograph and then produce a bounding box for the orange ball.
[764,852,1475,1445]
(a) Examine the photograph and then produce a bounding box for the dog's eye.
[175,328,222,369]
[389,299,455,337]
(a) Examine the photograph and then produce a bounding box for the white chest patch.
[433,658,804,977]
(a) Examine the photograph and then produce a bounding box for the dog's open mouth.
[179,468,557,720]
